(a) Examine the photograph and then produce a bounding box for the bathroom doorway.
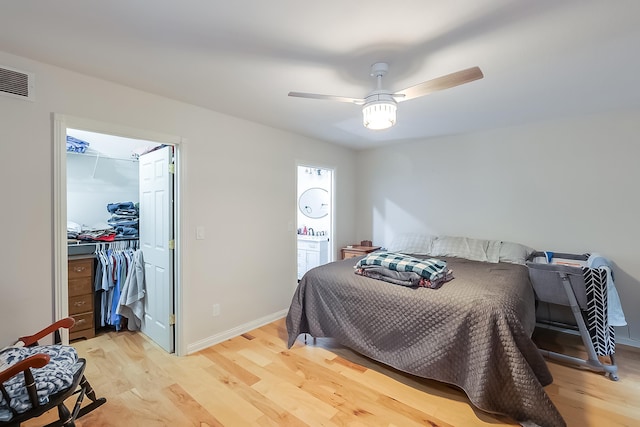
[297,165,333,280]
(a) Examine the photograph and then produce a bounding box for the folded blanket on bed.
[355,252,451,285]
[356,265,453,288]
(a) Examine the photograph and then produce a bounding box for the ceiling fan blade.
[393,66,484,102]
[288,91,365,105]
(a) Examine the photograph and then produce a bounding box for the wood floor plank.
[222,339,453,427]
[202,347,262,386]
[288,338,505,426]
[204,359,309,427]
[165,383,225,427]
[20,318,640,426]
[251,380,341,427]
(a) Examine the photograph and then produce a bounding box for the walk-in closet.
[65,128,172,348]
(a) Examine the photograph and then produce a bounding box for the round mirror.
[298,187,329,218]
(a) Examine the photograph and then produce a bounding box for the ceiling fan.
[288,63,483,130]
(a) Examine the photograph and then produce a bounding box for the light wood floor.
[25,319,640,427]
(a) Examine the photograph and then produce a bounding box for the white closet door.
[139,146,174,353]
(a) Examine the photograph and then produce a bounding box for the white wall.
[67,154,139,228]
[355,110,640,345]
[0,50,358,350]
[66,129,162,229]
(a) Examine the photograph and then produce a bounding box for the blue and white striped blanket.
[0,345,82,421]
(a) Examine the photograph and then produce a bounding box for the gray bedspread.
[286,256,565,427]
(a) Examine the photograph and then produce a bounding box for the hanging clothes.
[116,249,146,331]
[93,240,140,331]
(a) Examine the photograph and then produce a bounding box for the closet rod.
[67,150,139,162]
[68,238,140,246]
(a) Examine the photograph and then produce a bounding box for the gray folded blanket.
[356,265,453,288]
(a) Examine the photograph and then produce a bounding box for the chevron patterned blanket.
[581,266,615,355]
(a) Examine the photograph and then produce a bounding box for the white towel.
[116,249,146,331]
[587,253,627,327]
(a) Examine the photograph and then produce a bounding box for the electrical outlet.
[212,304,220,317]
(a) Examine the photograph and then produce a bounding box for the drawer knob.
[74,301,86,307]
[73,266,86,272]
[76,318,86,325]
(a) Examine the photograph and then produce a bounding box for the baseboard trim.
[616,336,640,349]
[535,323,640,350]
[186,309,288,355]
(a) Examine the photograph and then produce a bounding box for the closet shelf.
[67,150,139,162]
[68,237,139,246]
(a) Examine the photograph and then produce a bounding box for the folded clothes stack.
[66,135,90,153]
[106,202,139,238]
[67,220,116,242]
[76,228,117,242]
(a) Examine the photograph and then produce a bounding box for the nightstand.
[341,245,381,260]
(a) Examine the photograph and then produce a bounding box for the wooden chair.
[0,318,106,426]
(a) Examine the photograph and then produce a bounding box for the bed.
[286,236,566,427]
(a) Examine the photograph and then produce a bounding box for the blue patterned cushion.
[0,345,82,421]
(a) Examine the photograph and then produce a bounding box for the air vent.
[0,65,34,101]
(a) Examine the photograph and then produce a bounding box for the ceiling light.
[362,93,397,130]
[290,63,484,133]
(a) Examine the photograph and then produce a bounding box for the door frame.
[295,162,335,276]
[52,113,185,355]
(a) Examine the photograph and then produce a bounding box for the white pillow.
[486,239,502,263]
[387,233,435,255]
[430,236,499,263]
[499,241,535,265]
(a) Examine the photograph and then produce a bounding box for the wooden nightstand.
[341,245,381,260]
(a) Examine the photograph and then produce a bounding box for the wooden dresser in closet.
[68,257,95,340]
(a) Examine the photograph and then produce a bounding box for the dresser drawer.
[68,258,93,279]
[340,245,381,260]
[69,294,94,315]
[68,257,95,342]
[70,312,94,333]
[69,319,95,341]
[298,240,320,251]
[342,250,361,259]
[68,277,93,297]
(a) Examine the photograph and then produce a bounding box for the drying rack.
[526,252,619,381]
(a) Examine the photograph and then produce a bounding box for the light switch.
[196,226,205,240]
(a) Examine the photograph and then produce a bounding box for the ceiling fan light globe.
[362,101,397,130]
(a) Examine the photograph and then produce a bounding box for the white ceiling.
[2,1,639,150]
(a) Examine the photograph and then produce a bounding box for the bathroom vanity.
[297,235,329,280]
